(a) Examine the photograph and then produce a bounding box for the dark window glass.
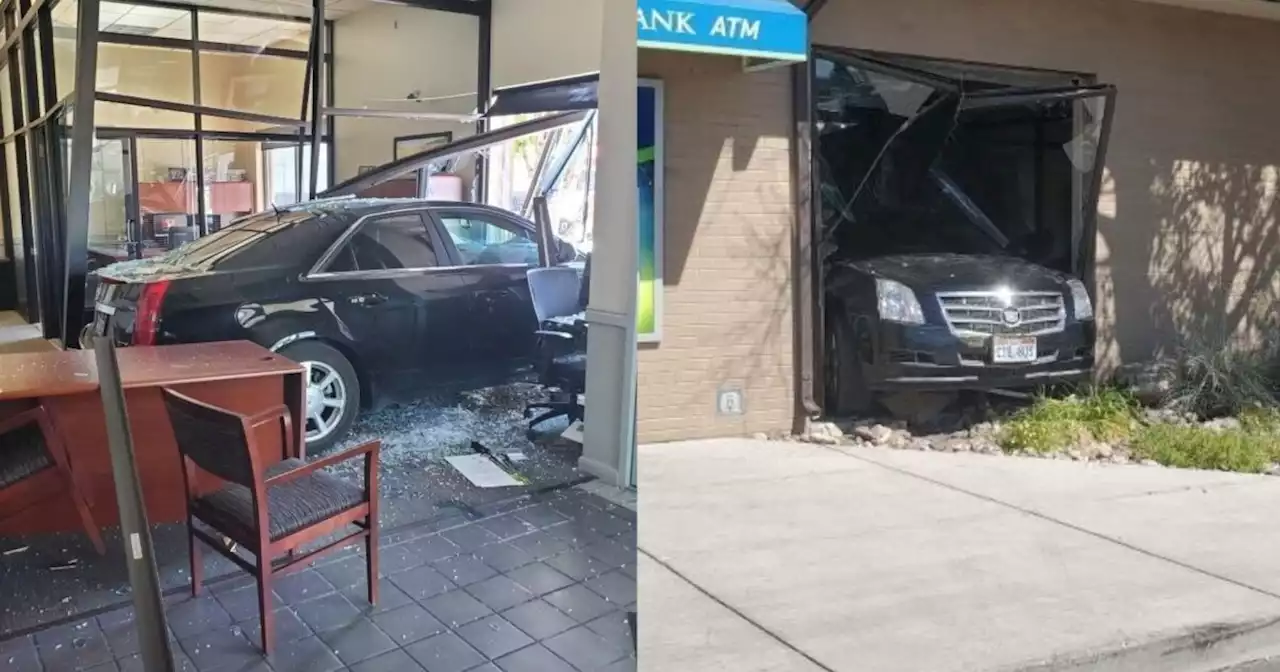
[438,213,538,266]
[328,212,438,272]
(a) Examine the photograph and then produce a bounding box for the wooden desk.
[0,341,305,535]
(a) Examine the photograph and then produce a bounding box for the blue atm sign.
[636,0,808,62]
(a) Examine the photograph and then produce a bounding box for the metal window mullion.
[191,7,206,235]
[306,0,322,199]
[60,0,100,348]
[473,1,490,203]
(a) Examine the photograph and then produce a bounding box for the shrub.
[1165,337,1279,419]
[999,389,1137,454]
[1130,423,1280,473]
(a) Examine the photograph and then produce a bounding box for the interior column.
[580,0,638,486]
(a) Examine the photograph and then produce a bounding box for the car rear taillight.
[132,280,171,346]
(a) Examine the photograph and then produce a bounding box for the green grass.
[998,389,1137,454]
[1129,423,1280,474]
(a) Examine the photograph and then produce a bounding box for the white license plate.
[992,336,1037,363]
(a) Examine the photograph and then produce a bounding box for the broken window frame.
[811,46,1116,288]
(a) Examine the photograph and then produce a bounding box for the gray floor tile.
[544,549,611,582]
[581,539,635,568]
[165,596,234,639]
[84,660,121,671]
[115,650,198,672]
[441,524,501,552]
[583,571,636,606]
[421,589,494,628]
[543,625,629,671]
[404,632,485,672]
[34,617,100,649]
[465,664,502,672]
[178,627,261,672]
[264,635,344,672]
[508,531,573,560]
[584,611,635,651]
[2,645,41,672]
[401,534,461,563]
[316,616,397,665]
[503,562,575,596]
[454,615,534,660]
[273,570,337,604]
[236,607,314,646]
[348,648,426,672]
[512,504,569,529]
[433,553,500,587]
[543,584,614,624]
[315,555,368,591]
[388,564,457,602]
[478,515,537,540]
[341,577,410,614]
[473,542,536,573]
[464,575,535,612]
[294,593,363,634]
[492,643,576,672]
[37,629,114,671]
[378,543,428,575]
[212,583,266,623]
[598,655,637,672]
[370,603,446,646]
[500,600,578,641]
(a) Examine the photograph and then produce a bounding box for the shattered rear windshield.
[164,210,321,271]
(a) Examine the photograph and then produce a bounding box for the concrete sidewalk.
[638,439,1280,672]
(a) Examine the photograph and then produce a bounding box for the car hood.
[838,254,1074,293]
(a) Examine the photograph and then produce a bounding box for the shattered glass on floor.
[0,382,586,637]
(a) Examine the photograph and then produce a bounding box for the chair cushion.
[193,459,366,541]
[0,423,53,489]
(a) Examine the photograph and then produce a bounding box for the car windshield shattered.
[814,49,1113,277]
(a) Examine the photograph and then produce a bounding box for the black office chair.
[524,266,587,436]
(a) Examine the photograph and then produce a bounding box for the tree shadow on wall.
[1144,160,1279,350]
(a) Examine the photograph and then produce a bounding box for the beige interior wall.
[490,0,602,89]
[635,50,797,443]
[331,4,477,183]
[813,0,1280,367]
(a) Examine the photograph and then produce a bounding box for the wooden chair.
[161,389,380,655]
[0,405,105,554]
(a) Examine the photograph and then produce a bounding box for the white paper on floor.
[561,420,585,445]
[445,454,522,488]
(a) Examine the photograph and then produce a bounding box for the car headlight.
[1067,278,1093,320]
[875,278,925,324]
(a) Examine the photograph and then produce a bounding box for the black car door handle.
[351,292,387,307]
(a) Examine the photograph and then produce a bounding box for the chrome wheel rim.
[304,360,347,442]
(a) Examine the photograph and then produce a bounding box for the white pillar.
[580,0,638,486]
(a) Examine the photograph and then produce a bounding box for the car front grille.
[936,291,1066,337]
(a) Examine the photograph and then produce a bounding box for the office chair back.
[527,266,582,323]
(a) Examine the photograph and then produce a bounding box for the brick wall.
[635,51,797,443]
[813,0,1280,368]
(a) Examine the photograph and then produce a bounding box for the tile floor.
[1,488,636,672]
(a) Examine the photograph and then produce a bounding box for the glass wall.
[0,0,332,330]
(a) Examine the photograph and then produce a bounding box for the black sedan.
[89,197,582,451]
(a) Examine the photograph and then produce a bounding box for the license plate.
[992,336,1037,363]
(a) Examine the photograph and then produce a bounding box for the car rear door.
[305,209,469,377]
[426,206,541,367]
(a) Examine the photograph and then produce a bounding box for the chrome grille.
[936,291,1066,337]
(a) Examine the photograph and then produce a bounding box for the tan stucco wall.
[635,51,797,443]
[813,0,1280,368]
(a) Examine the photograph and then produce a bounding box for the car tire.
[278,340,361,454]
[825,310,874,417]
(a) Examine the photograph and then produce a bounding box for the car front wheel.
[278,340,361,453]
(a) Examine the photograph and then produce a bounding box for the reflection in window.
[88,139,129,258]
[96,43,194,106]
[197,12,309,50]
[439,215,537,266]
[200,51,305,126]
[98,2,192,39]
[328,214,438,272]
